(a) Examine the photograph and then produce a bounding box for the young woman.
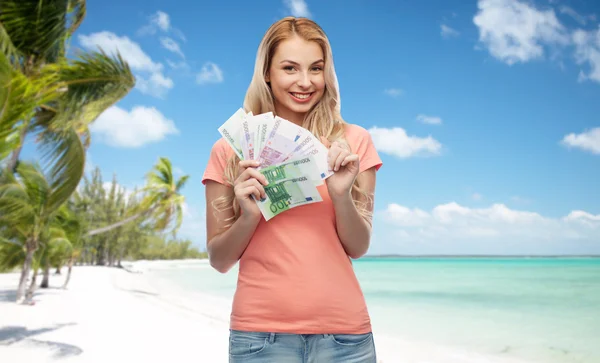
[202,16,383,363]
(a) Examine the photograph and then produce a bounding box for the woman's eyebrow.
[279,59,324,65]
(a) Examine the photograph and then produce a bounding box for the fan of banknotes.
[218,108,334,221]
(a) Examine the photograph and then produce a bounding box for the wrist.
[238,211,262,226]
[330,190,353,205]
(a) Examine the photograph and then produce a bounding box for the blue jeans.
[228,330,377,363]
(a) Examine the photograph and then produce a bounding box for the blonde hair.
[214,17,373,227]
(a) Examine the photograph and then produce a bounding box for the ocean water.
[145,257,600,363]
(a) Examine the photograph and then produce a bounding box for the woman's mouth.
[289,92,314,103]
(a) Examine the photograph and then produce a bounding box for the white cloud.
[368,127,442,158]
[441,24,460,38]
[90,105,179,148]
[197,62,224,84]
[379,202,600,254]
[78,31,174,98]
[138,10,171,35]
[473,0,570,65]
[79,31,162,72]
[136,72,174,99]
[560,127,600,154]
[160,37,185,58]
[384,88,403,97]
[284,0,311,18]
[572,27,600,83]
[153,11,171,32]
[416,114,443,125]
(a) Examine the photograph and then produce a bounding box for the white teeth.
[292,93,311,99]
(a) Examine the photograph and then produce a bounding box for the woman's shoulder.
[342,122,375,146]
[209,137,235,158]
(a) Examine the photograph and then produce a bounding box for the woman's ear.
[265,71,270,83]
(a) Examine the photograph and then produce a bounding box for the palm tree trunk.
[25,267,39,303]
[16,241,36,303]
[87,208,154,236]
[40,264,50,288]
[62,256,74,289]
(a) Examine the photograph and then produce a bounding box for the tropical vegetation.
[0,0,204,305]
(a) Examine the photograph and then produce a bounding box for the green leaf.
[0,45,11,121]
[49,49,135,133]
[0,0,70,63]
[0,21,21,64]
[39,127,84,213]
[66,0,86,36]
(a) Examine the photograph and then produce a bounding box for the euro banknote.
[217,108,337,220]
[256,175,323,221]
[260,155,323,186]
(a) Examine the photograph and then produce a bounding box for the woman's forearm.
[207,214,260,273]
[332,193,372,259]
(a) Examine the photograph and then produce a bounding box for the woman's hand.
[320,137,360,199]
[233,160,268,221]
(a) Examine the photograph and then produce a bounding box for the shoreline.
[0,261,541,363]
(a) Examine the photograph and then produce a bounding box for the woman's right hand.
[233,160,269,221]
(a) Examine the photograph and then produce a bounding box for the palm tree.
[0,0,135,176]
[87,157,189,237]
[0,161,78,303]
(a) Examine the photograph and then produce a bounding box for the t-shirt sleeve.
[349,125,383,174]
[202,139,230,186]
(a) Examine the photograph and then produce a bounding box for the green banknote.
[256,175,322,221]
[259,155,323,186]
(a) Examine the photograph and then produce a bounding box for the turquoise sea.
[146,257,600,363]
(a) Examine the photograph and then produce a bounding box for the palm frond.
[0,46,11,128]
[39,126,84,213]
[0,21,21,65]
[15,161,50,210]
[49,49,135,132]
[0,0,70,64]
[0,195,35,225]
[67,0,86,36]
[0,64,63,161]
[0,237,25,272]
[175,175,189,192]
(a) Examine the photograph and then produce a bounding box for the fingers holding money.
[328,141,353,172]
[235,178,267,201]
[234,160,269,201]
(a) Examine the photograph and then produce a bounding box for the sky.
[25,0,600,255]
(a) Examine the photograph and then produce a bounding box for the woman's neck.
[273,104,305,127]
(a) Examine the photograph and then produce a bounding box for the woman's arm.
[331,167,377,259]
[205,180,262,273]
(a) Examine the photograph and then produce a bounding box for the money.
[260,155,323,186]
[218,108,250,160]
[258,116,305,167]
[256,175,322,221]
[217,109,335,221]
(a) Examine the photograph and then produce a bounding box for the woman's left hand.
[320,137,360,199]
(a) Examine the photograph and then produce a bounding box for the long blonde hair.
[214,17,373,227]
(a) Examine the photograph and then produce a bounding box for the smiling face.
[265,35,326,126]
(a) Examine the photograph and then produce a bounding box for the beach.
[0,259,596,363]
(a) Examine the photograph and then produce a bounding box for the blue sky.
[28,0,600,255]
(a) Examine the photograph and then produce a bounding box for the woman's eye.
[312,66,323,72]
[283,66,295,71]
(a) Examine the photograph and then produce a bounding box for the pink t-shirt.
[202,123,383,334]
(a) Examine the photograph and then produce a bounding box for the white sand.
[0,262,537,363]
